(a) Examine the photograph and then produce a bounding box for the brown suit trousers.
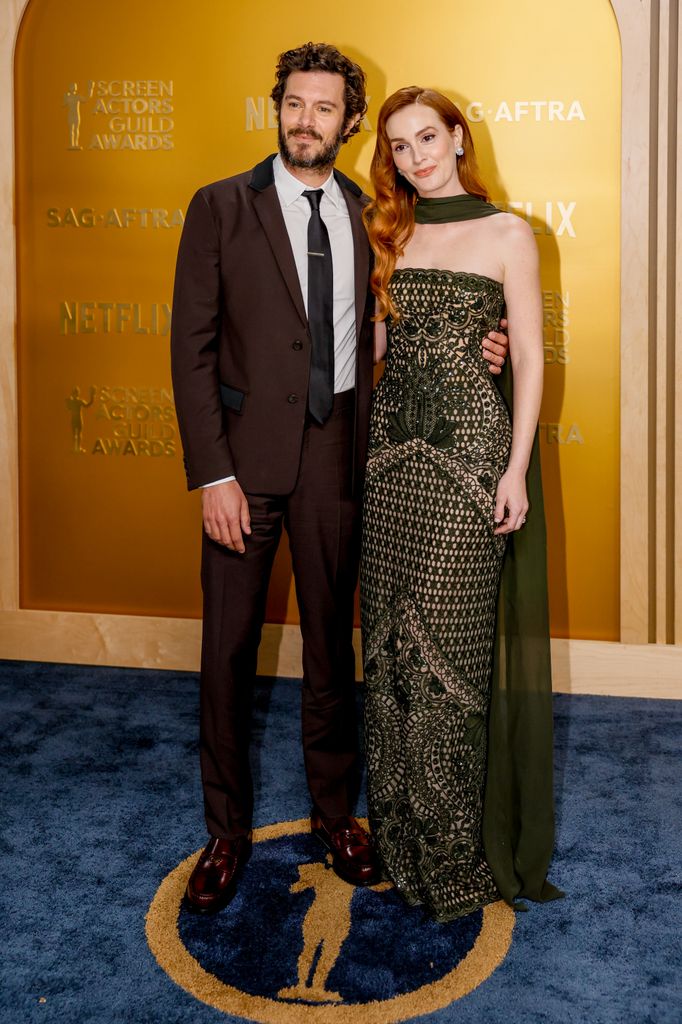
[199,391,360,838]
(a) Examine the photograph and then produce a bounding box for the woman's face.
[385,103,464,198]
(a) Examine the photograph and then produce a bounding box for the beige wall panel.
[0,608,201,671]
[655,0,670,644]
[1,611,680,700]
[549,638,681,699]
[613,0,652,643]
[677,5,682,644]
[0,0,28,611]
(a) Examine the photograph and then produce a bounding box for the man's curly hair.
[270,42,367,141]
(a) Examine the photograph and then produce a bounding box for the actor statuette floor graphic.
[146,820,515,1021]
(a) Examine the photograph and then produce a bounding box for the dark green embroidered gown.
[361,267,510,921]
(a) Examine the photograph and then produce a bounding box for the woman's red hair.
[363,87,490,320]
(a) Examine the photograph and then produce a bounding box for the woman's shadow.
[466,94,572,836]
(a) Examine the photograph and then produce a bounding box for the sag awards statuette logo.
[146,819,515,1023]
[67,385,177,458]
[64,79,174,151]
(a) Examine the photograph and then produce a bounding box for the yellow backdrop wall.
[15,0,620,639]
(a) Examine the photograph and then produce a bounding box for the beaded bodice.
[369,268,511,486]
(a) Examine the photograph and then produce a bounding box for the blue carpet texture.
[1,660,680,1024]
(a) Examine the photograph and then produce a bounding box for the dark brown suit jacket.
[171,153,374,495]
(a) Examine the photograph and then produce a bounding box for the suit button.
[292,339,303,351]
[287,394,298,404]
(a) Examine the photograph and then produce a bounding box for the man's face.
[278,70,348,171]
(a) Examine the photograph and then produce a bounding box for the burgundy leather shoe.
[184,834,252,914]
[310,810,381,887]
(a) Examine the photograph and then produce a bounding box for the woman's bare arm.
[494,216,544,534]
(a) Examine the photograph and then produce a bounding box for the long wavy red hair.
[363,87,490,320]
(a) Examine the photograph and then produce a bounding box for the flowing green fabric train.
[484,352,563,908]
[413,190,561,907]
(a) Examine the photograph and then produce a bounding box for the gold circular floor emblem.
[146,818,514,1022]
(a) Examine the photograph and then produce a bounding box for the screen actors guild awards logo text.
[66,385,177,457]
[63,79,175,151]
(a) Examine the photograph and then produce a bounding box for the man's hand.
[482,317,509,375]
[202,481,251,553]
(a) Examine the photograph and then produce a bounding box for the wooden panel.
[548,637,681,698]
[676,4,682,643]
[0,609,202,671]
[613,0,653,642]
[1,610,680,698]
[0,1,27,612]
[656,0,669,642]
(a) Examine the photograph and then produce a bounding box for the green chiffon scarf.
[414,192,501,223]
[415,191,563,907]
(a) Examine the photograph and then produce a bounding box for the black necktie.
[302,189,334,424]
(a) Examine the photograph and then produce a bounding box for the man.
[171,42,508,914]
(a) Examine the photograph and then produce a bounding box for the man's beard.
[278,124,344,170]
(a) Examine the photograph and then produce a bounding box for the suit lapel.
[249,157,308,328]
[346,193,371,341]
[249,156,370,338]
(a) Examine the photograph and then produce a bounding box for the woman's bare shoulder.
[489,211,535,241]
[490,213,538,273]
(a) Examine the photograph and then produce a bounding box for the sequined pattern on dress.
[361,268,511,921]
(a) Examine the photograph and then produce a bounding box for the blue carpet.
[0,660,680,1023]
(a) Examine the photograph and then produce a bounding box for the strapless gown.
[361,267,510,921]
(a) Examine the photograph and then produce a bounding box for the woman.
[361,87,559,920]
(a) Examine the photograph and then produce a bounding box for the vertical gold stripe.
[0,1,27,613]
[654,0,679,644]
[666,0,679,642]
[655,0,669,643]
[667,0,679,638]
[615,0,653,642]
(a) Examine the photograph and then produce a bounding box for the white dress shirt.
[204,154,358,489]
[272,154,356,395]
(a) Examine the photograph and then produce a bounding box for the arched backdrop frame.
[0,0,680,696]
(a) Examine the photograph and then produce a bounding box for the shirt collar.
[273,153,342,209]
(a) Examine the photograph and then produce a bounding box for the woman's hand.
[493,468,528,534]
